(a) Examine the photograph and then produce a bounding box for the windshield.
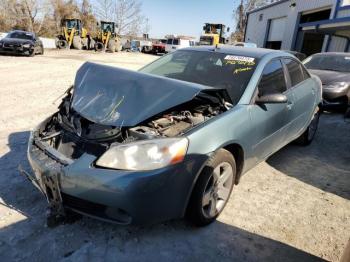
[66,20,78,29]
[303,54,350,73]
[6,31,34,40]
[102,23,114,32]
[140,50,259,104]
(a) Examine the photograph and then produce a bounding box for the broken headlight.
[96,138,188,171]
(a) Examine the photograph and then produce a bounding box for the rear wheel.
[296,107,321,145]
[186,149,236,227]
[73,36,82,50]
[94,41,105,52]
[57,40,68,49]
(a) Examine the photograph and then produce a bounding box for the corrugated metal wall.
[245,0,349,52]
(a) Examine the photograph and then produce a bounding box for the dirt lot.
[0,49,349,262]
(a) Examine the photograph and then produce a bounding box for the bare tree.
[93,0,148,36]
[232,0,274,42]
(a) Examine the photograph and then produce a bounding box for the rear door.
[249,59,293,160]
[282,58,316,139]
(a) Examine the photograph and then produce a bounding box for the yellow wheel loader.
[55,19,91,50]
[94,21,121,53]
[199,23,229,46]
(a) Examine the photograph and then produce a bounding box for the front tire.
[296,107,321,145]
[186,149,236,227]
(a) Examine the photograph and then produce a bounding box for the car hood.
[308,69,350,86]
[71,62,224,127]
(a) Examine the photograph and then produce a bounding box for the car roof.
[9,30,34,35]
[311,52,350,57]
[184,45,290,59]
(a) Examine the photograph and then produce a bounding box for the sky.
[140,0,239,39]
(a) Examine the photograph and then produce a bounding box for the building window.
[341,0,350,7]
[259,14,263,21]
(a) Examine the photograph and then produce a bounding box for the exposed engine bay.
[35,87,231,160]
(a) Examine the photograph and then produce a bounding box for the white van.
[165,37,195,53]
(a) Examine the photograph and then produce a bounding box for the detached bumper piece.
[23,139,80,227]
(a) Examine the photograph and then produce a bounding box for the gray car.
[23,46,322,227]
[303,52,350,107]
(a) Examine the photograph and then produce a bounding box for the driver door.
[249,59,293,161]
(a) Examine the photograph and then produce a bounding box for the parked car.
[130,39,152,52]
[285,50,307,61]
[22,46,322,227]
[0,30,44,56]
[165,37,195,53]
[303,52,350,107]
[150,39,167,54]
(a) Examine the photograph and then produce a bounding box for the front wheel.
[296,107,321,145]
[186,149,236,227]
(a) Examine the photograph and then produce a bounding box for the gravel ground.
[0,49,349,262]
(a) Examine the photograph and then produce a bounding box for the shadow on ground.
[267,113,350,200]
[0,131,326,261]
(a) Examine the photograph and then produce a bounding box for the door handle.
[286,101,293,110]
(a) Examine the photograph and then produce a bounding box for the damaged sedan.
[22,46,322,227]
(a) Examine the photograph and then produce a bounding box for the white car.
[165,38,195,53]
[233,42,257,48]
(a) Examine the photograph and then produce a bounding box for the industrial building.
[244,0,350,55]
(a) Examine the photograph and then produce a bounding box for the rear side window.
[173,39,179,45]
[284,59,306,86]
[258,60,287,96]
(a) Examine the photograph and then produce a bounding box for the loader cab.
[100,21,116,34]
[62,19,82,35]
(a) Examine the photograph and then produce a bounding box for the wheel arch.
[222,143,245,185]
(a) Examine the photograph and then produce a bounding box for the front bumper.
[26,131,208,225]
[322,87,350,106]
[0,46,33,55]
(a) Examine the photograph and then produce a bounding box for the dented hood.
[71,62,221,127]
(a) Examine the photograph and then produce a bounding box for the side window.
[258,59,287,96]
[284,58,306,86]
[301,65,311,80]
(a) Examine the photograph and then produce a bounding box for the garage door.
[268,17,287,41]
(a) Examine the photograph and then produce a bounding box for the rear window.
[284,59,305,87]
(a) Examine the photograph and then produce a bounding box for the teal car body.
[25,46,322,226]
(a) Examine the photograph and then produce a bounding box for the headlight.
[22,43,31,48]
[324,82,349,91]
[96,138,189,171]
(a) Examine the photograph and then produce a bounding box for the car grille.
[62,193,106,215]
[61,193,131,224]
[4,43,21,48]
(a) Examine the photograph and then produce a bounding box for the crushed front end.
[23,62,232,226]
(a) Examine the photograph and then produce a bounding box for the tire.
[39,46,44,55]
[295,107,321,146]
[57,40,68,49]
[186,149,236,227]
[107,39,115,53]
[28,49,35,57]
[73,36,82,50]
[94,41,105,52]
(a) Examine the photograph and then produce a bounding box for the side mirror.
[256,93,288,104]
[227,27,230,32]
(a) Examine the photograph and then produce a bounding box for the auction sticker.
[224,55,255,63]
